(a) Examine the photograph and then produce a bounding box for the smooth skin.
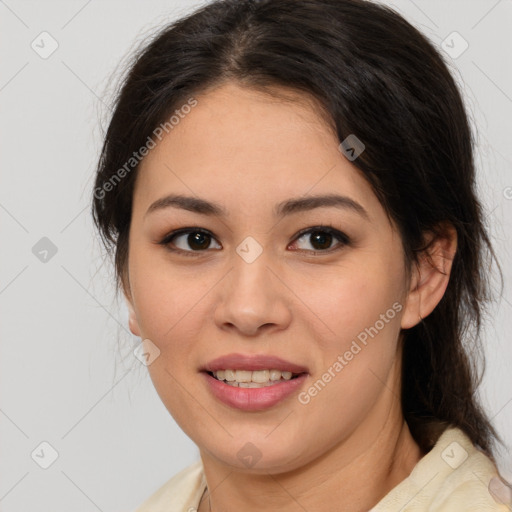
[124,82,457,511]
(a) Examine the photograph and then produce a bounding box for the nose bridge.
[214,236,291,335]
[235,234,266,266]
[231,235,274,303]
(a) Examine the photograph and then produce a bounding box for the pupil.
[189,232,210,250]
[311,231,332,250]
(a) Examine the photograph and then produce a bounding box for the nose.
[213,248,292,337]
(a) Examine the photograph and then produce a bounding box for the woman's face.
[125,81,412,473]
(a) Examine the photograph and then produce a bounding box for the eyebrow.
[145,193,369,220]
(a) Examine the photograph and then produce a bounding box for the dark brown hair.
[92,0,502,456]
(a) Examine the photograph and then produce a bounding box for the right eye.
[159,228,222,256]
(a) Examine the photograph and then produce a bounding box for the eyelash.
[158,225,351,257]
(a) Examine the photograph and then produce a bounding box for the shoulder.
[371,427,511,511]
[134,459,206,512]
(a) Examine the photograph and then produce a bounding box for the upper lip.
[202,353,309,374]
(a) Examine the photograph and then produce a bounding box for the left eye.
[159,226,350,255]
[290,227,350,252]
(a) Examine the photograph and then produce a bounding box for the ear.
[122,276,141,338]
[401,223,457,329]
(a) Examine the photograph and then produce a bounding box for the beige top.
[135,427,510,511]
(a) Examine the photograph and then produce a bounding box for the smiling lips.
[201,353,309,411]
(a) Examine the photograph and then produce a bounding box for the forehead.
[134,82,381,220]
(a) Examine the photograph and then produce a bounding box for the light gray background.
[1,1,511,510]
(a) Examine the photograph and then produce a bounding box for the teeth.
[235,370,252,382]
[224,369,236,381]
[212,368,298,385]
[252,370,269,383]
[239,382,267,388]
[269,369,281,381]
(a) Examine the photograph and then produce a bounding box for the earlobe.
[400,224,457,330]
[121,272,141,337]
[126,298,141,337]
[123,283,141,337]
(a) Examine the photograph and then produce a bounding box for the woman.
[92,0,511,510]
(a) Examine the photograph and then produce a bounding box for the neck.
[198,365,423,512]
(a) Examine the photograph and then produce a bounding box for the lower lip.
[202,372,308,411]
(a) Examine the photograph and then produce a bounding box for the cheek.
[129,260,207,424]
[296,288,403,443]
[294,256,404,403]
[293,259,403,350]
[129,242,201,332]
